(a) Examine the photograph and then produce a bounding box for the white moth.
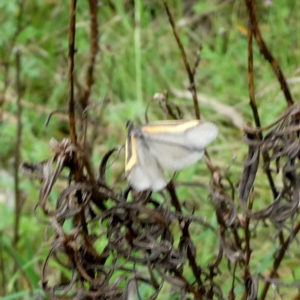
[125,120,218,191]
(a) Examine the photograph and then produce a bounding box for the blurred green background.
[1,0,300,299]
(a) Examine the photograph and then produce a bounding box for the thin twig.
[45,109,68,127]
[229,262,237,300]
[192,45,202,77]
[82,0,98,108]
[161,0,200,120]
[245,0,293,107]
[243,192,254,286]
[80,0,99,148]
[166,182,204,299]
[67,0,88,236]
[245,0,278,200]
[68,0,77,145]
[13,50,22,247]
[161,0,222,202]
[245,6,284,272]
[247,22,260,130]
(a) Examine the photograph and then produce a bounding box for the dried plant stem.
[12,49,23,293]
[161,0,223,199]
[247,23,260,130]
[81,0,99,148]
[229,262,237,300]
[192,46,202,77]
[13,50,22,247]
[245,1,283,260]
[167,183,204,299]
[245,7,288,297]
[245,0,278,201]
[173,270,203,299]
[13,56,22,227]
[161,0,200,120]
[68,0,77,145]
[67,0,89,235]
[83,0,98,108]
[245,0,293,107]
[243,192,254,287]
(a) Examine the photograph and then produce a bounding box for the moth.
[125,120,218,191]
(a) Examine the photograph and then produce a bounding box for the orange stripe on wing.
[125,135,138,172]
[141,120,200,134]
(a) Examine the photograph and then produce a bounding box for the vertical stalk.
[68,0,77,145]
[134,0,143,106]
[13,50,22,247]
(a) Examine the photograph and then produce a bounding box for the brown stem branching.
[161,0,200,120]
[245,0,293,107]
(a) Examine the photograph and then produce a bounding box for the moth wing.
[126,136,167,191]
[140,121,217,170]
[145,140,205,170]
[141,121,218,149]
[126,162,151,191]
[185,122,218,149]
